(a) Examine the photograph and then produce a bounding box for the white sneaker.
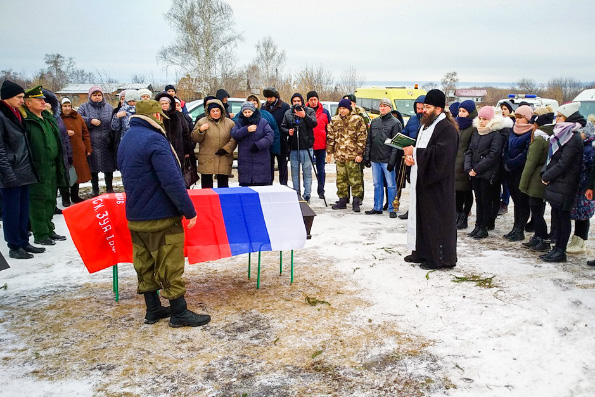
[566,236,586,254]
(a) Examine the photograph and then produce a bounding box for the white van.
[573,89,595,118]
[496,94,559,112]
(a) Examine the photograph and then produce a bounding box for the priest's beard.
[421,111,440,128]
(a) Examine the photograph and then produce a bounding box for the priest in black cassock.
[402,89,458,270]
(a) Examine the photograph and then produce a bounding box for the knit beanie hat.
[459,100,476,114]
[478,106,495,120]
[125,90,140,103]
[241,101,256,113]
[138,88,152,99]
[557,102,581,119]
[1,80,25,100]
[306,91,319,101]
[88,85,103,98]
[343,94,356,103]
[424,89,446,109]
[61,97,71,105]
[165,84,176,93]
[379,98,392,108]
[500,100,513,113]
[515,105,534,121]
[449,102,460,116]
[531,112,555,127]
[338,98,352,111]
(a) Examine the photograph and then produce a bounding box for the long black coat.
[464,129,503,182]
[415,117,458,267]
[542,131,583,210]
[262,99,290,156]
[156,92,192,167]
[0,101,38,188]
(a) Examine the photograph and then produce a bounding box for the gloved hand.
[250,144,259,153]
[364,160,371,168]
[215,148,227,156]
[387,164,395,172]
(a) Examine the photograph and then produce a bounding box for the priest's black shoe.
[541,247,566,262]
[23,244,45,254]
[49,231,67,241]
[365,209,383,215]
[404,252,424,263]
[34,238,55,246]
[9,248,33,259]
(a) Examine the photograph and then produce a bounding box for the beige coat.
[192,100,237,176]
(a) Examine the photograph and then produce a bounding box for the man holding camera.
[280,93,317,202]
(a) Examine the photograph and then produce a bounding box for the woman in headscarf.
[156,92,193,170]
[77,86,116,196]
[191,98,237,188]
[60,97,92,204]
[539,102,585,262]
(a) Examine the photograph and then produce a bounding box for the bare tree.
[514,78,541,94]
[255,36,286,83]
[294,64,334,100]
[338,66,364,96]
[441,71,458,101]
[131,74,148,84]
[0,69,32,89]
[422,81,438,91]
[158,0,241,96]
[543,77,585,103]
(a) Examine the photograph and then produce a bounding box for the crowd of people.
[2,79,594,326]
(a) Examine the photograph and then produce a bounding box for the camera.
[292,104,304,112]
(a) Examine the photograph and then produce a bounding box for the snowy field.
[1,166,595,396]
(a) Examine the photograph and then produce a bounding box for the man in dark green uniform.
[22,86,67,245]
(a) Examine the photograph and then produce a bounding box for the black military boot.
[457,213,468,229]
[91,173,100,197]
[105,172,114,194]
[71,184,84,203]
[332,198,348,210]
[352,197,361,213]
[60,187,71,207]
[143,291,171,324]
[168,296,211,328]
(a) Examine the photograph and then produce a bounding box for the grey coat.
[78,99,116,173]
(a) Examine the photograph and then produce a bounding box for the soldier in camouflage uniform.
[326,98,367,212]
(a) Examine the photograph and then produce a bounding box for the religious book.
[384,133,416,150]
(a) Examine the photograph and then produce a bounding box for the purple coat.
[231,110,274,185]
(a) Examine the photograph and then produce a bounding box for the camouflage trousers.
[336,160,364,200]
[128,216,186,300]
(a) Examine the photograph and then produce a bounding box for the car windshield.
[579,102,595,119]
[395,100,417,117]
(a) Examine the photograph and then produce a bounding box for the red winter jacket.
[309,104,331,150]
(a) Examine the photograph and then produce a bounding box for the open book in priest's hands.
[384,133,416,150]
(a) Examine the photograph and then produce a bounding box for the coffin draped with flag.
[63,185,307,273]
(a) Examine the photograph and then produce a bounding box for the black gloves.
[215,148,227,156]
[364,160,371,168]
[250,144,259,153]
[387,164,395,172]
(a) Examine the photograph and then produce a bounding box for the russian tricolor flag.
[185,185,307,263]
[64,185,307,273]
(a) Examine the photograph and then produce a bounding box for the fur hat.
[478,106,495,120]
[380,98,392,108]
[338,98,352,111]
[424,89,446,109]
[138,88,152,99]
[557,102,581,119]
[263,87,279,98]
[1,80,25,100]
[241,101,256,113]
[459,100,476,114]
[165,84,176,93]
[515,105,534,121]
[125,90,140,103]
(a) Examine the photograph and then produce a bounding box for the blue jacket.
[118,116,196,221]
[401,95,425,139]
[504,131,531,172]
[234,109,280,155]
[231,110,274,185]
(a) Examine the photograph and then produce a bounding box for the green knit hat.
[135,100,169,119]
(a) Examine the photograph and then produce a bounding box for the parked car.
[496,94,559,112]
[320,101,339,116]
[573,89,595,118]
[187,97,247,123]
[355,86,427,123]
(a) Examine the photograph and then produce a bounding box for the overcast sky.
[2,0,595,86]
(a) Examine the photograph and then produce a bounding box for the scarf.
[238,109,261,126]
[456,116,472,130]
[547,122,581,165]
[513,122,533,135]
[477,125,492,135]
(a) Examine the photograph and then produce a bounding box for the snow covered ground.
[1,166,594,396]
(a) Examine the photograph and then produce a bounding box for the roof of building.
[455,89,487,97]
[56,83,153,95]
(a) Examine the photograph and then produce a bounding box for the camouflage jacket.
[352,105,371,132]
[327,113,367,162]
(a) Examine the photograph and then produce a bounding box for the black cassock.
[414,118,458,267]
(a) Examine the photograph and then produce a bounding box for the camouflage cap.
[24,85,46,99]
[135,100,169,119]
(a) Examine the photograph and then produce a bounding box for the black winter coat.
[464,118,505,182]
[280,107,317,151]
[0,101,38,188]
[156,93,192,167]
[542,131,583,210]
[263,99,290,155]
[364,113,402,165]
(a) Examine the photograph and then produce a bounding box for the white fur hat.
[557,102,581,119]
[138,88,152,99]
